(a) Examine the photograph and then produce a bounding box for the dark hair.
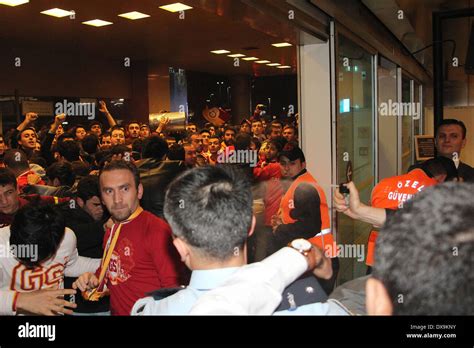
[100,160,140,189]
[373,182,474,315]
[57,140,81,162]
[77,175,101,202]
[0,168,17,188]
[111,125,125,134]
[82,134,100,155]
[3,149,29,172]
[164,166,252,260]
[71,161,90,179]
[200,129,210,135]
[73,125,86,135]
[110,144,130,157]
[420,156,458,181]
[224,126,236,134]
[57,133,75,144]
[46,162,75,187]
[89,121,102,130]
[16,127,37,142]
[435,119,467,139]
[234,133,252,151]
[131,139,144,160]
[167,144,185,161]
[142,136,169,160]
[10,204,66,268]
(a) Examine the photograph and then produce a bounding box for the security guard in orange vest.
[366,156,458,270]
[271,142,338,293]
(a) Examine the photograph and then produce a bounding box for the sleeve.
[0,290,16,315]
[62,228,100,277]
[40,132,56,166]
[147,219,183,288]
[273,183,322,250]
[253,162,280,181]
[189,247,307,315]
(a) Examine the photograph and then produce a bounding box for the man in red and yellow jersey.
[271,142,338,293]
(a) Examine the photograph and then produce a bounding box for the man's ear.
[461,137,467,149]
[137,183,144,200]
[366,277,393,315]
[76,197,85,209]
[248,215,256,237]
[173,237,191,264]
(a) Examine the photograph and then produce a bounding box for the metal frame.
[373,54,379,184]
[397,67,403,175]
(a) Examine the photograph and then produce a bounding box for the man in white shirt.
[0,204,100,315]
[132,166,347,315]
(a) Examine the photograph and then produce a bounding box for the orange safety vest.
[280,171,337,257]
[366,168,438,266]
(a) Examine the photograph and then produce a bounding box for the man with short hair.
[435,119,474,182]
[186,123,197,134]
[100,133,112,150]
[74,125,87,142]
[139,124,151,139]
[0,204,100,315]
[89,121,103,138]
[127,122,141,142]
[73,160,184,315]
[199,129,211,153]
[183,143,197,168]
[282,125,297,143]
[3,149,45,192]
[203,135,220,166]
[132,166,336,315]
[110,126,126,146]
[251,120,265,142]
[222,127,236,149]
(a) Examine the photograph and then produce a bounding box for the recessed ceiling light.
[159,3,193,12]
[243,57,259,61]
[118,11,150,20]
[41,8,74,18]
[277,65,292,69]
[272,42,292,48]
[256,60,271,64]
[211,50,231,54]
[228,54,245,58]
[82,19,113,27]
[267,63,281,66]
[0,0,29,6]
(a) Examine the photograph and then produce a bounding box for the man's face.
[100,169,143,222]
[76,128,86,141]
[283,128,296,142]
[280,156,305,178]
[190,134,203,153]
[140,126,150,138]
[209,127,216,136]
[208,138,220,154]
[19,130,37,150]
[80,196,104,222]
[186,125,197,133]
[101,135,112,150]
[91,125,102,137]
[263,142,278,162]
[128,123,140,139]
[184,145,197,167]
[436,124,466,158]
[56,124,64,137]
[0,137,6,154]
[0,184,19,215]
[166,138,176,147]
[201,132,210,146]
[224,130,235,145]
[111,130,125,145]
[270,127,282,140]
[35,142,41,152]
[252,122,263,136]
[240,123,251,134]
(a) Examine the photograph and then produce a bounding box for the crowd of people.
[0,100,472,316]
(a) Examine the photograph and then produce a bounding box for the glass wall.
[336,35,375,283]
[401,75,414,173]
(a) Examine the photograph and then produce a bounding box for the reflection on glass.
[336,35,374,283]
[401,76,413,173]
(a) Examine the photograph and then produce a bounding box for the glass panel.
[413,82,421,136]
[378,57,398,179]
[336,35,375,283]
[401,76,413,173]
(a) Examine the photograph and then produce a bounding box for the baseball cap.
[279,142,305,163]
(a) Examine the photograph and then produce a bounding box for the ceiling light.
[272,42,292,48]
[228,54,245,58]
[243,57,259,61]
[211,50,231,54]
[277,65,292,69]
[256,60,270,64]
[0,0,29,6]
[118,11,150,20]
[267,63,281,66]
[159,3,193,12]
[41,8,74,18]
[82,19,113,27]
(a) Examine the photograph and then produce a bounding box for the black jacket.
[138,159,187,218]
